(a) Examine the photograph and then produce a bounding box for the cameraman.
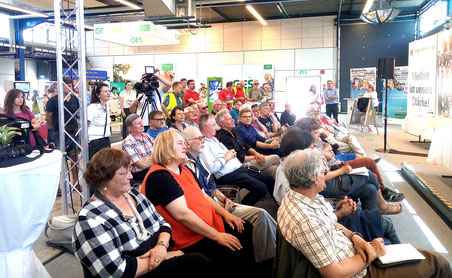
[130,68,172,131]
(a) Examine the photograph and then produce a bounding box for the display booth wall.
[86,16,337,114]
[340,20,416,112]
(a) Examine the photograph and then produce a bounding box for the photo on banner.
[436,29,452,117]
[407,34,437,116]
[382,66,408,119]
[350,67,377,98]
[207,77,222,112]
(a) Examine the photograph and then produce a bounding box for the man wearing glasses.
[122,114,155,181]
[246,79,265,104]
[146,110,168,140]
[197,101,208,115]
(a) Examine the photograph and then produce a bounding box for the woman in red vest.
[141,129,261,277]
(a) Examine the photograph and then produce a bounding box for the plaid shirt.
[278,190,366,278]
[72,188,171,278]
[122,133,154,173]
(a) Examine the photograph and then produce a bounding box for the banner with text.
[408,34,437,116]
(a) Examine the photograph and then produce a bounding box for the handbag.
[45,214,78,254]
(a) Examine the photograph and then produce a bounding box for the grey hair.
[215,108,230,126]
[182,126,199,140]
[259,102,270,110]
[125,114,141,128]
[283,149,326,190]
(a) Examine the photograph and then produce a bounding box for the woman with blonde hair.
[141,129,261,278]
[73,148,220,278]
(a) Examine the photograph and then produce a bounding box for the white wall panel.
[244,49,294,70]
[295,48,334,70]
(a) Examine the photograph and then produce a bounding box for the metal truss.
[54,0,89,214]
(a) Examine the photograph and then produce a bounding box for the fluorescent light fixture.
[276,5,283,14]
[85,25,95,31]
[362,0,375,14]
[0,2,49,18]
[246,5,267,26]
[115,0,142,10]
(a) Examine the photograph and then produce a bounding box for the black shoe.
[383,188,405,202]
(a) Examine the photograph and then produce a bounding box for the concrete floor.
[35,116,452,277]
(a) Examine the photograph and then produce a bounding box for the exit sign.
[162,64,173,71]
[300,70,307,74]
[264,64,272,70]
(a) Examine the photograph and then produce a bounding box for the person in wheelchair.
[122,114,154,183]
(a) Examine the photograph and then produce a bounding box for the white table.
[402,115,452,141]
[0,150,62,278]
[427,125,452,170]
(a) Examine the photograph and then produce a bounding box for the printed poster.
[350,67,377,98]
[407,34,437,116]
[436,29,452,117]
[382,66,408,119]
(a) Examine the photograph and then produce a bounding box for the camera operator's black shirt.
[46,95,79,132]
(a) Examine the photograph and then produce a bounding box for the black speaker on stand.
[375,58,428,157]
[375,58,395,153]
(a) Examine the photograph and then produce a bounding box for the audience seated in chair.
[141,129,265,278]
[277,148,451,278]
[183,126,277,263]
[198,113,275,206]
[215,108,280,177]
[121,114,154,182]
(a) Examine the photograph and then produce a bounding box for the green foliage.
[0,125,22,146]
[113,64,131,83]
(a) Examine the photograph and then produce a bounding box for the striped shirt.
[122,133,154,173]
[278,190,366,278]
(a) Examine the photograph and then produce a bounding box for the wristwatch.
[157,240,169,249]
[348,232,363,241]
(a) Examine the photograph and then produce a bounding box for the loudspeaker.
[377,58,395,79]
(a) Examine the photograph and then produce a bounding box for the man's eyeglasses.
[254,83,259,85]
[200,106,207,110]
[152,118,165,121]
[241,115,252,118]
[187,136,205,142]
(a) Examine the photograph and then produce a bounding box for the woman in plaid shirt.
[72,148,222,278]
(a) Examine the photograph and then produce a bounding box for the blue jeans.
[321,170,379,210]
[48,129,79,152]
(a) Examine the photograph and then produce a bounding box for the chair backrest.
[357,98,370,113]
[273,229,321,278]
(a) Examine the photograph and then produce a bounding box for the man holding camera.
[131,68,172,131]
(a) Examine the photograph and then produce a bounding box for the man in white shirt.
[198,113,275,206]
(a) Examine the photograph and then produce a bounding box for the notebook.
[375,244,425,267]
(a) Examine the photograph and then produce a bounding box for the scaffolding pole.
[54,0,89,215]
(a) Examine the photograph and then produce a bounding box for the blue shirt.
[235,122,267,149]
[230,108,239,122]
[323,87,338,104]
[146,126,168,140]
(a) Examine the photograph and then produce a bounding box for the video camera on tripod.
[134,66,161,119]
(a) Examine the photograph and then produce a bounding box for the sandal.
[379,203,402,215]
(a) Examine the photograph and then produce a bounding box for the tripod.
[138,89,161,120]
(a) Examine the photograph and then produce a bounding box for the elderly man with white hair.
[215,108,280,177]
[183,126,277,264]
[277,148,451,278]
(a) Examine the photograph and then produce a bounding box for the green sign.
[140,24,150,32]
[264,64,272,70]
[300,70,307,74]
[162,64,174,71]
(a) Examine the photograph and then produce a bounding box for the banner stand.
[348,98,378,137]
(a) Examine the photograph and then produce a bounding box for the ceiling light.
[85,25,95,31]
[0,2,49,18]
[246,5,267,26]
[276,5,283,14]
[362,0,375,14]
[115,0,142,10]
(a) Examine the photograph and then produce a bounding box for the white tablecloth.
[427,125,452,170]
[402,115,452,141]
[0,150,62,278]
